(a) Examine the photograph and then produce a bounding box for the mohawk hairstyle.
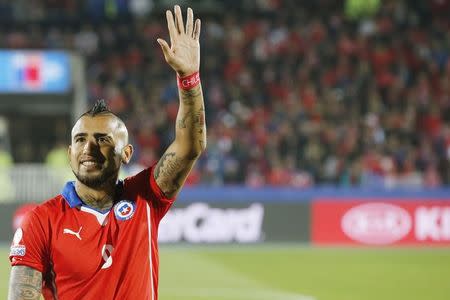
[81,99,112,118]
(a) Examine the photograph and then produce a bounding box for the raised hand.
[157,5,201,77]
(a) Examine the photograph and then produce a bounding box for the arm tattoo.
[177,84,205,141]
[153,83,206,197]
[154,152,176,180]
[154,152,194,197]
[8,266,42,300]
[177,114,190,129]
[195,108,206,142]
[178,108,204,130]
[180,88,202,105]
[195,108,205,126]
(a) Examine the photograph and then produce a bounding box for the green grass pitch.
[1,245,449,300]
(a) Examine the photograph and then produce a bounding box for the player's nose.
[82,138,99,154]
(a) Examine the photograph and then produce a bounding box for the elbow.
[192,140,207,158]
[188,139,207,159]
[175,134,207,159]
[183,141,206,160]
[200,138,207,153]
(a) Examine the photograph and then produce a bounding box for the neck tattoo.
[81,194,114,210]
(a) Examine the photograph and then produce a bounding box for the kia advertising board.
[312,199,450,246]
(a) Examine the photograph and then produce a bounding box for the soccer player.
[8,5,205,300]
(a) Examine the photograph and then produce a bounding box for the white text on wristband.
[177,72,200,90]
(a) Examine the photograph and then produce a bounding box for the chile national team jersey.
[9,166,175,300]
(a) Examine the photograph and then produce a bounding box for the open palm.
[158,5,201,77]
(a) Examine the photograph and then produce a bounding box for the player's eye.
[75,137,85,143]
[98,137,108,143]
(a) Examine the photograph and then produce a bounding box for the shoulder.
[123,167,151,188]
[36,195,66,213]
[123,165,174,202]
[123,166,153,197]
[25,195,67,224]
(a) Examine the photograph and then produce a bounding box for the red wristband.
[177,72,200,90]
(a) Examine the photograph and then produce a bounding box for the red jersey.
[9,166,175,300]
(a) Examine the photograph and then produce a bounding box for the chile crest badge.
[114,200,136,221]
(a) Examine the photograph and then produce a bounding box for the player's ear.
[121,144,133,164]
[67,145,72,159]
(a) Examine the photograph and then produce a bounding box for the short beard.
[72,167,118,188]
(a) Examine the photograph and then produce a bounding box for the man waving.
[8,5,205,300]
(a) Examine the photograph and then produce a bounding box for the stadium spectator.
[4,0,450,188]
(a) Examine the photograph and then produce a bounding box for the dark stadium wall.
[1,203,31,244]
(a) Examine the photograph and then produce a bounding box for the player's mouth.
[80,157,104,170]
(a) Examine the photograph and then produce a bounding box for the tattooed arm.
[8,266,42,300]
[154,84,205,197]
[155,6,206,198]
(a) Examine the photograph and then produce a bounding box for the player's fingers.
[193,19,201,40]
[166,10,176,45]
[186,7,194,36]
[157,38,173,61]
[174,5,184,34]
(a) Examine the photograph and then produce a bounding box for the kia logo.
[341,203,412,245]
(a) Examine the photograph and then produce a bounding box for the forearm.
[153,82,206,198]
[174,83,206,157]
[8,266,42,300]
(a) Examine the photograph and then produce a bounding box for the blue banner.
[177,186,450,203]
[0,50,70,93]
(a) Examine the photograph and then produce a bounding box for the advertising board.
[0,50,70,93]
[312,199,450,246]
[159,201,310,243]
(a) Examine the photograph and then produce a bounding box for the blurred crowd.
[1,0,449,188]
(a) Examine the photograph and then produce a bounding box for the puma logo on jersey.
[63,226,82,240]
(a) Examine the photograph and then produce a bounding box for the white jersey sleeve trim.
[146,202,155,300]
